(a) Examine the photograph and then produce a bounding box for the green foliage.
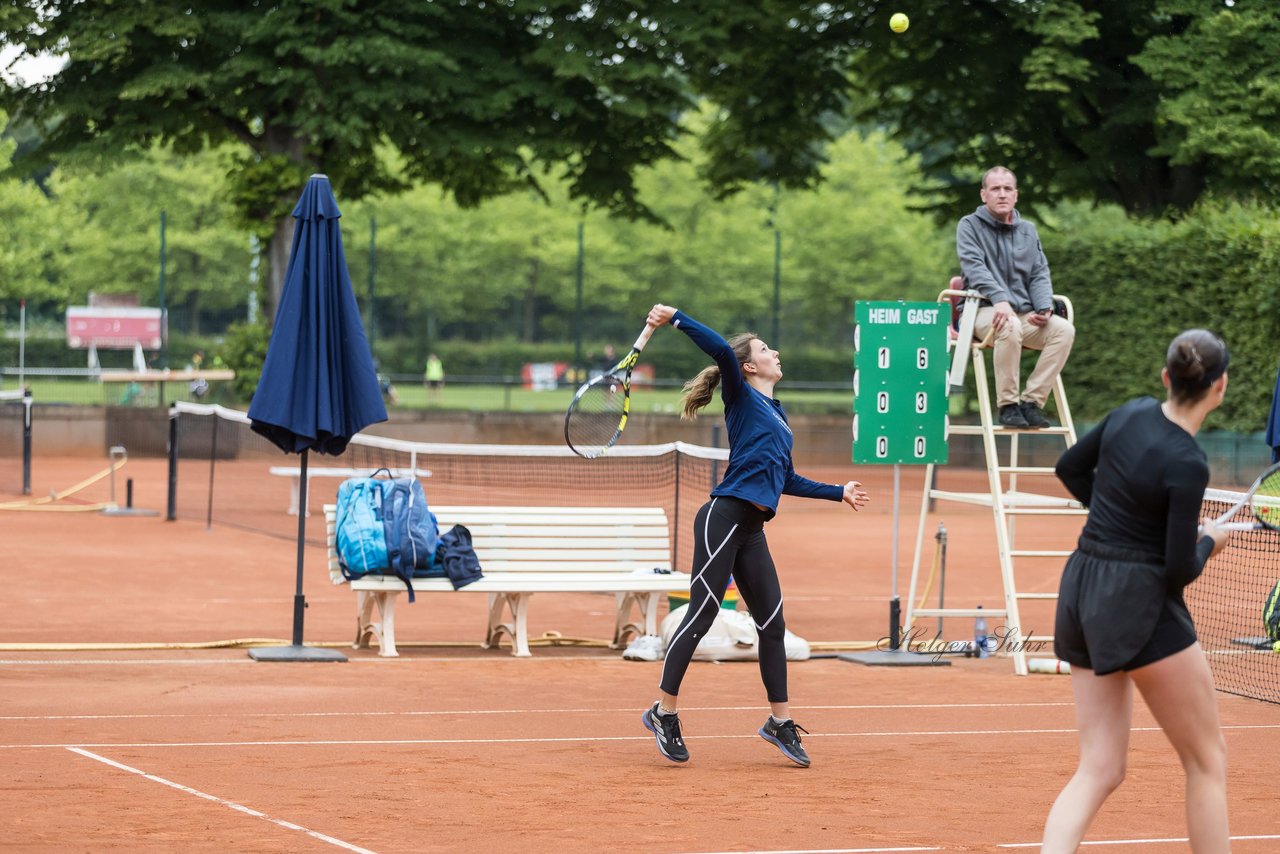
[1046,200,1280,432]
[218,320,270,403]
[344,123,949,356]
[0,113,63,309]
[50,145,251,332]
[2,2,864,315]
[1134,1,1280,200]
[842,0,1280,220]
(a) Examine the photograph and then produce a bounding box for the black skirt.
[1054,537,1197,676]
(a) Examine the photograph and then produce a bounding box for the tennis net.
[166,402,728,573]
[0,389,33,496]
[1189,487,1280,705]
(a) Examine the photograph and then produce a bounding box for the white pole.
[18,299,26,390]
[892,463,900,594]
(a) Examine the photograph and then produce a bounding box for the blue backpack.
[335,470,441,602]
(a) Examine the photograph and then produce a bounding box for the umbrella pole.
[249,448,347,662]
[290,448,309,645]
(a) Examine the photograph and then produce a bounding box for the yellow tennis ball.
[890,13,910,33]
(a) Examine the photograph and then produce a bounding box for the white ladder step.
[948,424,1074,436]
[1014,592,1059,600]
[997,465,1059,474]
[912,607,1007,618]
[1007,508,1089,516]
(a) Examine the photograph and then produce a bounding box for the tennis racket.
[564,323,656,459]
[1200,462,1280,533]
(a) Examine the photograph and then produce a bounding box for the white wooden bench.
[271,466,431,515]
[323,504,691,657]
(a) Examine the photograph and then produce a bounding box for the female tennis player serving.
[639,304,869,767]
[1042,329,1233,852]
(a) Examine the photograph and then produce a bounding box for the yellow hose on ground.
[0,454,127,511]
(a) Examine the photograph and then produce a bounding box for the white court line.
[9,723,1280,751]
[0,659,253,665]
[0,701,1074,721]
[999,834,1280,848]
[680,848,940,853]
[67,748,376,854]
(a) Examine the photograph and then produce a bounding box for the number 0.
[876,436,888,458]
[914,437,926,457]
[877,392,889,413]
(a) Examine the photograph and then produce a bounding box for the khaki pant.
[972,307,1075,408]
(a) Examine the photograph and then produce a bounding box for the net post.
[206,413,219,530]
[21,388,32,495]
[166,406,179,521]
[673,445,681,572]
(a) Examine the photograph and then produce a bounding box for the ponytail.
[680,366,721,420]
[678,332,759,420]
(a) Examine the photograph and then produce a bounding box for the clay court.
[3,457,1279,853]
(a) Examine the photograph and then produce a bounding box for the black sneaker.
[998,404,1030,429]
[642,702,689,763]
[759,717,811,767]
[1020,401,1052,429]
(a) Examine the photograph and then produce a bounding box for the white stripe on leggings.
[662,499,738,682]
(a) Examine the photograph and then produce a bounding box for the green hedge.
[0,332,228,371]
[1044,201,1280,433]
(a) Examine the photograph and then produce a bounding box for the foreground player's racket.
[564,324,656,459]
[1201,462,1280,533]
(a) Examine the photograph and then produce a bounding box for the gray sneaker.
[759,716,811,767]
[642,702,689,763]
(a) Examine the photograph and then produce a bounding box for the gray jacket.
[956,205,1053,314]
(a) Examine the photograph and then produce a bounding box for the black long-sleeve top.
[1055,397,1216,588]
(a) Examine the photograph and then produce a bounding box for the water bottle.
[974,605,989,659]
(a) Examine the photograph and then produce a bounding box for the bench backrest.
[323,504,672,584]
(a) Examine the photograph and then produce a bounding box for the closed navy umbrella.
[248,174,387,662]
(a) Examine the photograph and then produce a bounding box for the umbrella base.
[837,649,951,667]
[248,645,348,662]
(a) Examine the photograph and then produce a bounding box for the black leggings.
[660,496,789,703]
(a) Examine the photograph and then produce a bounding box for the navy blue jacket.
[434,524,484,590]
[672,310,842,518]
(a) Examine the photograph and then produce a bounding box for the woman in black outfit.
[1041,330,1232,853]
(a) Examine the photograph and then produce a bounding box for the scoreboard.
[853,301,950,464]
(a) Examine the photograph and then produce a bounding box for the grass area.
[7,377,857,414]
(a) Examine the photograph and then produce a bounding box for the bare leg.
[1041,667,1132,853]
[1130,644,1229,853]
[659,691,678,714]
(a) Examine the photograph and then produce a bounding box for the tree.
[0,113,63,311]
[2,1,861,318]
[1133,0,1280,202]
[52,145,251,335]
[842,0,1272,220]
